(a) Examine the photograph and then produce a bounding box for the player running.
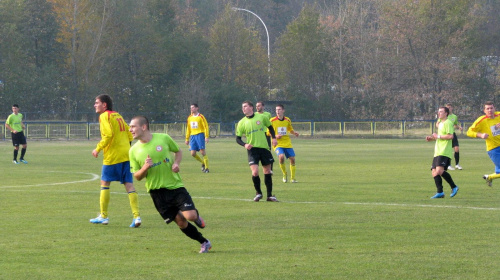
[271,104,299,183]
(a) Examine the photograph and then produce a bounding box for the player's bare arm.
[172,150,182,173]
[133,155,152,181]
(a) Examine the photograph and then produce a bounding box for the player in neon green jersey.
[90,94,141,227]
[5,104,28,164]
[129,116,211,253]
[426,106,459,199]
[436,103,463,170]
[236,101,278,202]
[271,104,299,183]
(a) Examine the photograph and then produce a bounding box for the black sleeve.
[236,136,246,147]
[267,125,276,138]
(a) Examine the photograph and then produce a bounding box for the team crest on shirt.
[256,120,261,125]
[156,145,162,152]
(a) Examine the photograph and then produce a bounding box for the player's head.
[131,115,149,130]
[276,104,285,117]
[438,106,449,119]
[256,101,264,113]
[190,103,199,114]
[445,103,453,112]
[95,94,113,111]
[484,101,495,117]
[12,104,19,113]
[242,101,254,108]
[130,116,150,140]
[242,101,254,116]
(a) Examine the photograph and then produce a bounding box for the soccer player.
[5,104,28,164]
[271,104,299,183]
[128,116,212,253]
[436,103,463,170]
[90,94,141,227]
[467,101,500,187]
[236,101,278,202]
[185,103,210,173]
[426,106,459,199]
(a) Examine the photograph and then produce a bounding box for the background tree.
[1,0,499,122]
[274,4,332,119]
[207,4,268,120]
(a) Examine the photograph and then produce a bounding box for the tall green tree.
[207,5,268,120]
[274,4,331,119]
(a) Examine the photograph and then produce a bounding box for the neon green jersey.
[236,114,271,149]
[6,113,23,132]
[434,119,454,158]
[258,111,272,121]
[258,111,272,134]
[129,133,184,192]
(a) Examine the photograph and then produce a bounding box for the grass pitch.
[1,138,499,279]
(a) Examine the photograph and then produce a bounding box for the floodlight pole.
[232,7,271,90]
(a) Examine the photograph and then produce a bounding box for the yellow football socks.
[128,191,140,219]
[203,155,209,169]
[100,186,110,218]
[489,173,500,180]
[290,164,296,180]
[279,163,287,177]
[194,154,203,164]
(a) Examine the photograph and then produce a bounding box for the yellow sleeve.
[185,116,191,141]
[202,114,209,138]
[288,119,295,134]
[96,113,113,152]
[466,116,484,138]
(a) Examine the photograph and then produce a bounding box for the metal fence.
[0,120,474,140]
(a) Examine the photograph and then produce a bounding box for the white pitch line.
[0,171,100,189]
[2,182,499,211]
[194,196,500,210]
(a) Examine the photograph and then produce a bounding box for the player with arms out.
[467,101,500,187]
[129,116,211,253]
[426,106,459,199]
[185,103,210,173]
[5,104,28,164]
[271,104,299,183]
[236,101,279,202]
[90,94,141,227]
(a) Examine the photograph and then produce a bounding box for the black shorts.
[247,147,274,166]
[452,132,459,148]
[432,156,451,170]
[11,131,27,147]
[149,187,196,224]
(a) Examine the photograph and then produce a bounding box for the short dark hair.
[276,104,284,110]
[256,101,264,106]
[12,104,19,108]
[439,106,450,116]
[485,101,494,107]
[242,101,254,108]
[132,116,149,130]
[96,94,113,111]
[191,103,199,108]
